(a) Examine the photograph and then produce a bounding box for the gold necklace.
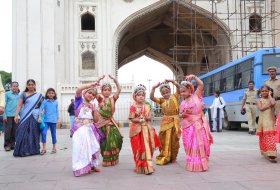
[103,98,109,110]
[82,104,90,115]
[164,97,171,111]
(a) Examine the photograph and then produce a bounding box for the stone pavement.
[0,127,280,190]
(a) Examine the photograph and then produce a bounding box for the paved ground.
[0,126,280,190]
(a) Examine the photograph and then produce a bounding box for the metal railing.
[59,103,164,127]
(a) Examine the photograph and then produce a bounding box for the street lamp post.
[147,78,152,104]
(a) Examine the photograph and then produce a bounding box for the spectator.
[13,79,43,157]
[256,85,277,163]
[264,66,280,115]
[240,81,258,135]
[67,99,75,129]
[3,82,20,151]
[210,91,225,132]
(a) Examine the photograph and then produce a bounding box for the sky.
[118,56,174,96]
[0,1,174,97]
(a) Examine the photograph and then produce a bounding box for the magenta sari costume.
[70,96,105,177]
[180,93,213,172]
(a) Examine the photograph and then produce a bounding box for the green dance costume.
[97,97,123,166]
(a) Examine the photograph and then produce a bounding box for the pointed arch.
[81,12,95,31]
[113,0,232,79]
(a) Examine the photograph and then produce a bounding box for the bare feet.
[268,156,277,163]
[91,167,101,172]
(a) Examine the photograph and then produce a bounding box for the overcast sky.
[0,1,174,97]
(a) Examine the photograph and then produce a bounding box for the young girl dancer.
[96,74,123,167]
[150,80,181,165]
[38,88,59,155]
[129,84,161,175]
[71,80,106,177]
[179,75,213,172]
[256,85,277,163]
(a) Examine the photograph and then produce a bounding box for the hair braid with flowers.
[180,81,194,93]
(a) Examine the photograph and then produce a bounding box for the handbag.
[241,108,246,115]
[219,97,226,111]
[39,114,46,131]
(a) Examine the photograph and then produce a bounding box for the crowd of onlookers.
[0,77,58,156]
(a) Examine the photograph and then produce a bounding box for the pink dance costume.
[180,92,213,172]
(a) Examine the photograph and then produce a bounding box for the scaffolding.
[170,0,280,74]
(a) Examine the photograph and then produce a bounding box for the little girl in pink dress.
[179,75,213,172]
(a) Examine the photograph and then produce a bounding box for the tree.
[0,71,12,91]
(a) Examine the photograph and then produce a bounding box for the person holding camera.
[210,91,225,132]
[241,81,258,135]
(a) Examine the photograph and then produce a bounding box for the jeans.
[41,122,57,144]
[4,117,17,148]
[70,115,75,129]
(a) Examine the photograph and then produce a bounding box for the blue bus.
[199,48,280,129]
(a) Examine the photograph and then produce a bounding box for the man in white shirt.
[210,91,225,132]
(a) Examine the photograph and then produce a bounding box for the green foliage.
[0,71,12,90]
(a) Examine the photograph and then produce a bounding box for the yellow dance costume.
[154,92,181,165]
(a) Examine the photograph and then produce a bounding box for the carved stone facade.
[12,0,278,122]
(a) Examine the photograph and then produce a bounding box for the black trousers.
[4,117,17,148]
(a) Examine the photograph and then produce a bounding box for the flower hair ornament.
[159,82,171,92]
[83,83,98,95]
[101,82,112,91]
[133,84,146,95]
[133,84,147,101]
[83,86,97,94]
[180,81,194,93]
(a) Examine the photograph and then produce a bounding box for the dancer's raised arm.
[109,74,121,100]
[150,82,160,102]
[165,79,180,94]
[185,74,204,96]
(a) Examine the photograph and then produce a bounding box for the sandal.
[51,149,57,154]
[40,150,46,155]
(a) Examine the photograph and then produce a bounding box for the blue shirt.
[4,91,20,117]
[39,99,59,123]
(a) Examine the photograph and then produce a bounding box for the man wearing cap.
[264,66,280,115]
[241,81,257,135]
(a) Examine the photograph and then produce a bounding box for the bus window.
[203,76,213,96]
[221,78,226,92]
[241,70,252,88]
[236,59,253,88]
[262,53,280,74]
[213,72,221,92]
[235,73,242,89]
[222,66,235,92]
